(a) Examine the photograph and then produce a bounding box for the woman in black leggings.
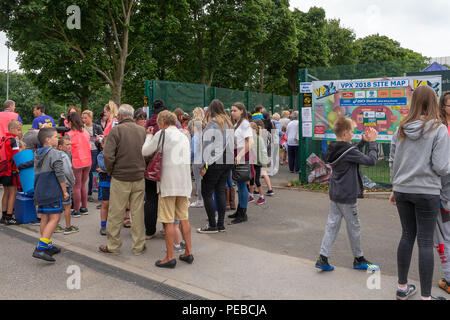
[389,85,450,300]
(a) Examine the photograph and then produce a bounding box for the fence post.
[271,93,274,114]
[213,86,216,101]
[246,91,250,110]
[290,94,294,110]
[145,80,151,116]
[298,69,308,185]
[203,85,207,108]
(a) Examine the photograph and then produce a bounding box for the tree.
[0,70,65,124]
[285,7,329,93]
[0,0,143,105]
[252,0,298,94]
[325,19,360,67]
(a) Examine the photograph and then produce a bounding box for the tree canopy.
[1,0,430,111]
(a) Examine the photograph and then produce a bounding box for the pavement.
[0,164,448,300]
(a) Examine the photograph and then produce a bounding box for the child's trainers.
[256,197,265,205]
[5,216,20,225]
[32,248,55,262]
[438,278,450,294]
[266,190,275,196]
[353,257,379,271]
[248,195,255,203]
[315,255,334,271]
[396,284,417,300]
[54,224,64,233]
[64,225,79,235]
[71,211,81,218]
[80,208,89,215]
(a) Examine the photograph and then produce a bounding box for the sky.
[290,0,449,58]
[1,0,448,71]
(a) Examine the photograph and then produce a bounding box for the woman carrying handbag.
[229,102,253,224]
[142,111,193,269]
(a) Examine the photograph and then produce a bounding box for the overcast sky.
[290,0,449,58]
[1,0,448,71]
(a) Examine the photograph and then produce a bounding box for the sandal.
[123,218,131,228]
[123,209,131,228]
[98,245,119,255]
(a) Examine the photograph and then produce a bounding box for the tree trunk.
[258,50,268,93]
[111,85,121,106]
[80,86,90,111]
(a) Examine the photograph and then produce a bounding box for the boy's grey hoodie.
[34,146,65,205]
[61,151,75,186]
[390,120,450,195]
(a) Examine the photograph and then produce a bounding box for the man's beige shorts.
[158,195,189,223]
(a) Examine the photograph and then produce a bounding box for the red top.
[67,129,92,169]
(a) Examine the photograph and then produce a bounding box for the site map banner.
[311,76,442,142]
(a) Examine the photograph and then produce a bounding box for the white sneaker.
[190,200,204,208]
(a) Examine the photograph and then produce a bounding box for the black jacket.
[324,140,378,204]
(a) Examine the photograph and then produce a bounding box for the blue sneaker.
[71,211,81,218]
[353,257,380,271]
[315,255,334,271]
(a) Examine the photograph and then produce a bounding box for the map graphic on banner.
[311,76,442,142]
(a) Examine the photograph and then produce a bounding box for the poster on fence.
[311,76,442,142]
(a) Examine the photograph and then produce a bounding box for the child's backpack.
[0,136,12,176]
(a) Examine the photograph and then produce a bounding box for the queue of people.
[0,86,449,300]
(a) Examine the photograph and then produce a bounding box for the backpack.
[0,137,11,176]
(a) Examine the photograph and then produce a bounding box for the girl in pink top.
[67,112,92,216]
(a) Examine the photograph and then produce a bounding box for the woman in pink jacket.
[67,112,92,217]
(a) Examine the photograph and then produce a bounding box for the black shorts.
[38,200,63,214]
[0,175,14,187]
[99,187,110,201]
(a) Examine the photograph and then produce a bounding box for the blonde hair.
[281,110,290,118]
[399,85,441,140]
[82,110,93,118]
[104,100,119,121]
[157,110,177,128]
[192,107,205,121]
[272,113,280,121]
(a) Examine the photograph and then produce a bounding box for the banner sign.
[312,76,442,142]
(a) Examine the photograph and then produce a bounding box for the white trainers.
[190,200,204,208]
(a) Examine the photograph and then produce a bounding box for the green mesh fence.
[300,59,430,188]
[146,80,298,114]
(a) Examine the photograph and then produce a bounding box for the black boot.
[229,207,247,225]
[228,205,240,219]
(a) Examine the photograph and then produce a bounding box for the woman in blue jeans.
[229,102,253,224]
[389,85,450,300]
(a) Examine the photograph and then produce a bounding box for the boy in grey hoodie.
[315,117,380,272]
[32,127,69,262]
[55,135,77,235]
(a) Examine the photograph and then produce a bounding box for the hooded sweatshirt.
[389,120,450,195]
[34,146,65,205]
[325,140,378,204]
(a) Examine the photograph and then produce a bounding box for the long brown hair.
[67,112,84,132]
[439,91,450,126]
[206,99,233,130]
[398,85,441,140]
[231,102,248,129]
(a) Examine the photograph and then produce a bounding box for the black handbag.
[232,163,251,182]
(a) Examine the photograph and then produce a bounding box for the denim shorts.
[62,187,72,205]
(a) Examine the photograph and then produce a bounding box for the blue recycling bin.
[13,149,34,196]
[14,192,37,224]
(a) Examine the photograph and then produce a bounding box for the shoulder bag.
[145,130,165,181]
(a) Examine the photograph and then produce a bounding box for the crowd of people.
[0,84,449,300]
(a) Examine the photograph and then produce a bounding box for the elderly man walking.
[99,104,147,255]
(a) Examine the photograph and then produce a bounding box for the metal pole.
[298,68,308,185]
[6,46,10,100]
